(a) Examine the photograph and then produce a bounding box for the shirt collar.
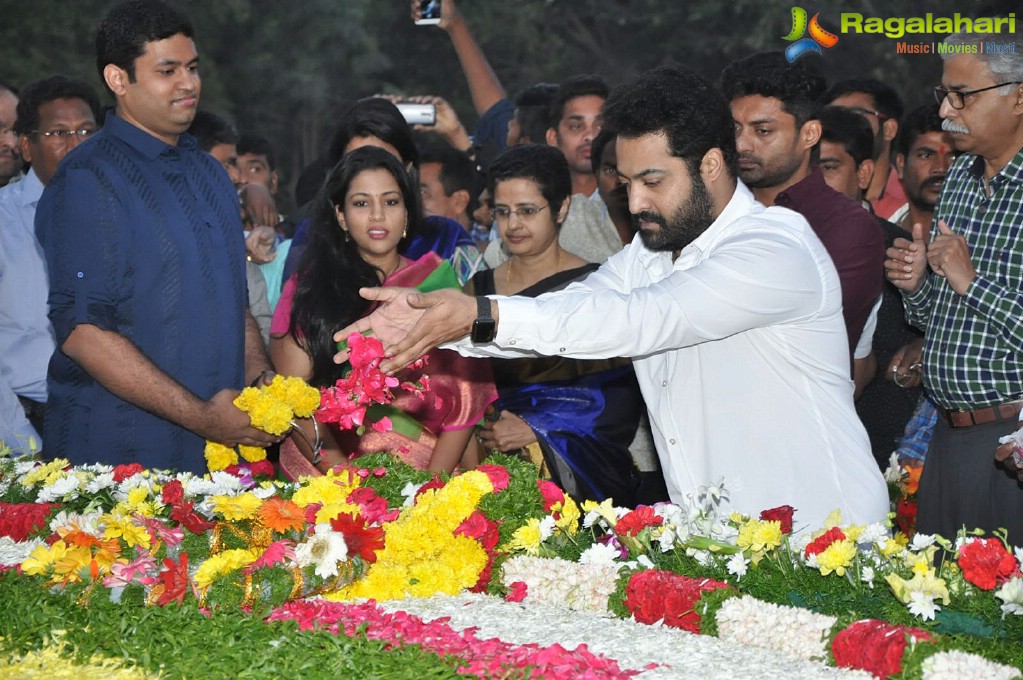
[963,146,1023,185]
[103,111,199,159]
[774,168,826,208]
[16,167,44,208]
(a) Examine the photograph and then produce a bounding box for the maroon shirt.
[775,169,885,361]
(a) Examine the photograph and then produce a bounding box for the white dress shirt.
[0,168,55,454]
[451,181,888,530]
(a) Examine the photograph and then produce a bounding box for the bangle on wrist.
[291,416,323,465]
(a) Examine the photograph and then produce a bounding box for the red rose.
[958,537,1018,590]
[759,505,795,535]
[615,506,663,537]
[112,463,144,483]
[161,480,184,506]
[623,570,729,633]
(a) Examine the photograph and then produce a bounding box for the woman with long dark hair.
[271,146,495,476]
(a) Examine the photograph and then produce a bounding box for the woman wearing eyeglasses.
[467,144,643,505]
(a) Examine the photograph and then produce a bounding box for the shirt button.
[669,438,677,445]
[559,347,566,352]
[662,380,668,387]
[77,272,84,278]
[509,340,516,345]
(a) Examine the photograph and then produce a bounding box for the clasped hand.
[884,220,976,295]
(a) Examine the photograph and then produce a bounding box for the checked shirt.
[903,147,1023,410]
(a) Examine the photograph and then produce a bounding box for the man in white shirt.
[340,66,888,530]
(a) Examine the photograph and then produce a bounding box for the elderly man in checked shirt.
[886,32,1023,545]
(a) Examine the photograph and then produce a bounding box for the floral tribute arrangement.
[1,448,1022,678]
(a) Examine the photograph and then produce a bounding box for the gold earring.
[402,221,408,238]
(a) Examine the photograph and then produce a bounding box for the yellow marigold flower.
[268,375,321,417]
[204,441,238,471]
[238,444,267,463]
[315,501,362,524]
[232,386,260,412]
[816,538,858,576]
[103,515,151,550]
[292,471,359,507]
[736,519,783,554]
[212,492,262,520]
[506,518,544,555]
[247,398,293,435]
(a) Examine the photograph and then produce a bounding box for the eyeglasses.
[846,106,890,121]
[492,204,549,222]
[31,128,97,142]
[933,82,1023,110]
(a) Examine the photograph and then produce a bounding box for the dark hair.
[549,74,608,130]
[590,128,617,175]
[897,103,946,158]
[13,75,103,137]
[237,133,275,170]
[603,65,738,178]
[95,0,194,92]
[290,146,422,386]
[487,144,572,220]
[815,106,875,166]
[419,143,479,212]
[720,52,826,128]
[823,78,904,123]
[186,110,237,152]
[512,82,558,144]
[326,97,419,169]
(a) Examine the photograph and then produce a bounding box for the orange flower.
[258,497,306,534]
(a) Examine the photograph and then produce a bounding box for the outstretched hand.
[332,287,478,372]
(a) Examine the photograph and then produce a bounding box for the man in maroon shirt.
[721,52,885,373]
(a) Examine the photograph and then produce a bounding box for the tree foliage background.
[0,0,1016,207]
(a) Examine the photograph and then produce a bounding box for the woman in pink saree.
[270,147,495,478]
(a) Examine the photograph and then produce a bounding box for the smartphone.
[415,0,441,25]
[397,103,436,126]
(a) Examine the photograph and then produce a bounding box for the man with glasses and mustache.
[885,32,1023,545]
[336,66,889,531]
[0,75,102,457]
[0,81,22,188]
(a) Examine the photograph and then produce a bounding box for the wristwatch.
[471,296,496,343]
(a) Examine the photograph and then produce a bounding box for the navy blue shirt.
[36,113,247,473]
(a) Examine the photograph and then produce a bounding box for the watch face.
[472,318,496,343]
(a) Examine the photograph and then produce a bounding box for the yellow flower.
[246,397,293,435]
[581,498,618,527]
[268,375,321,418]
[238,444,267,463]
[843,524,865,542]
[103,515,151,550]
[816,538,858,576]
[506,518,544,555]
[194,548,259,589]
[292,470,360,507]
[736,518,783,554]
[21,541,62,576]
[553,496,581,534]
[212,492,262,520]
[20,458,70,488]
[822,508,843,528]
[886,567,950,605]
[314,500,363,524]
[204,441,238,471]
[51,544,94,583]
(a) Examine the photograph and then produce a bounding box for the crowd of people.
[1,0,1022,542]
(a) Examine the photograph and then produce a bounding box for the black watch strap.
[471,296,496,343]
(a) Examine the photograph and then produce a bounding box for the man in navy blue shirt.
[35,0,278,473]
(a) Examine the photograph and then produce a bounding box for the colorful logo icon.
[782,6,839,62]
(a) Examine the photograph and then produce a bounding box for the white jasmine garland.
[995,577,1023,617]
[920,650,1023,679]
[500,556,618,614]
[294,523,348,579]
[716,595,836,663]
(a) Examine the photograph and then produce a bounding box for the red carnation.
[615,506,663,537]
[161,480,184,506]
[958,537,1019,590]
[624,570,729,633]
[759,505,795,535]
[0,503,60,541]
[455,511,501,551]
[832,619,932,678]
[804,527,846,558]
[474,464,510,493]
[112,463,144,483]
[536,480,565,511]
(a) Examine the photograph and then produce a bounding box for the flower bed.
[0,451,1021,678]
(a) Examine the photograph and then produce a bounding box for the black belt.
[17,396,45,420]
